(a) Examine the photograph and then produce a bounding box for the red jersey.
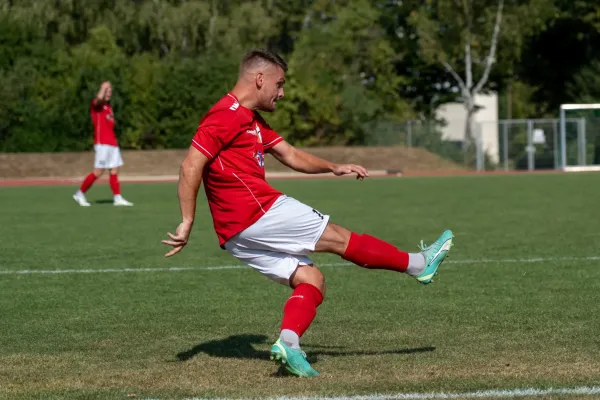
[191,93,284,245]
[90,100,118,146]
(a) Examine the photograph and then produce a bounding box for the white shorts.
[224,195,330,285]
[94,144,124,169]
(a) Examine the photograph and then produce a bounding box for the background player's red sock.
[109,174,121,195]
[343,232,409,272]
[79,173,97,193]
[280,283,323,348]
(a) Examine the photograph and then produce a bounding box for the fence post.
[502,121,509,171]
[476,123,484,172]
[578,117,586,166]
[553,120,558,169]
[560,108,567,169]
[407,120,413,147]
[527,119,534,171]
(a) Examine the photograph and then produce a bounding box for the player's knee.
[93,168,104,177]
[109,168,118,175]
[315,222,351,256]
[291,265,326,296]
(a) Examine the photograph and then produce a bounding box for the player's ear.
[256,72,264,89]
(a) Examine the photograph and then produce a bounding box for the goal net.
[559,104,600,171]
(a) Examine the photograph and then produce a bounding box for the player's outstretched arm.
[162,147,209,257]
[267,141,369,180]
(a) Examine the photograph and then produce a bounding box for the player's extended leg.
[270,265,324,377]
[73,168,104,207]
[110,168,133,206]
[315,223,453,284]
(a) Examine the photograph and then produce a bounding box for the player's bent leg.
[315,221,453,284]
[110,168,133,206]
[271,264,323,377]
[222,237,322,376]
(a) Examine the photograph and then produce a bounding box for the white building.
[435,93,499,163]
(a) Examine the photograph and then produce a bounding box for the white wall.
[436,93,499,163]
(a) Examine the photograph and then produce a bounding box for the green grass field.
[1,174,600,400]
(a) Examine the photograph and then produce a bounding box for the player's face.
[105,85,113,102]
[257,65,285,112]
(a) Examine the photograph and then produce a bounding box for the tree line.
[1,0,599,153]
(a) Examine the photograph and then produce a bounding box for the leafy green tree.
[268,0,412,146]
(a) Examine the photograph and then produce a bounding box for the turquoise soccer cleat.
[270,338,319,377]
[416,229,454,284]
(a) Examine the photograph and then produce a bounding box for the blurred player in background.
[73,81,133,207]
[162,49,453,377]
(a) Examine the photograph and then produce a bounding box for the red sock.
[343,233,409,272]
[80,173,97,193]
[280,283,324,338]
[109,174,120,195]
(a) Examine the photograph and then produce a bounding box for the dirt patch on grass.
[0,146,465,178]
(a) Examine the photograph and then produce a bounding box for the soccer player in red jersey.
[73,81,134,207]
[162,49,453,377]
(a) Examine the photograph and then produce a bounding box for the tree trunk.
[207,0,218,49]
[463,101,477,166]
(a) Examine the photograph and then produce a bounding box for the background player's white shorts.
[94,144,124,169]
[224,195,330,286]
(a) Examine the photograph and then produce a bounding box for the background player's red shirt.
[91,100,118,146]
[191,93,284,245]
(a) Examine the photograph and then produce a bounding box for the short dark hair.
[240,48,288,74]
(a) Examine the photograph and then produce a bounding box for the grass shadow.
[94,199,114,204]
[175,334,435,365]
[176,334,271,361]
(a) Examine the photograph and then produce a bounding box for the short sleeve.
[90,99,103,112]
[191,111,240,159]
[256,114,283,150]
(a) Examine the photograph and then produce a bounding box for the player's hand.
[162,221,193,257]
[332,164,369,180]
[100,81,111,97]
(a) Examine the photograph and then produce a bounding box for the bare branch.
[442,61,468,94]
[464,0,473,89]
[473,0,504,94]
[465,42,472,89]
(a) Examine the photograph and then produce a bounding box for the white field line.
[143,385,600,400]
[0,256,599,275]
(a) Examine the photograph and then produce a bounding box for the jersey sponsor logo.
[230,101,239,111]
[246,124,263,143]
[253,150,264,168]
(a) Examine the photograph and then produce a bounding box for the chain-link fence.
[367,118,596,171]
[366,119,477,168]
[479,119,557,171]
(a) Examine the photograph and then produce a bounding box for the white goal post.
[559,103,600,172]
